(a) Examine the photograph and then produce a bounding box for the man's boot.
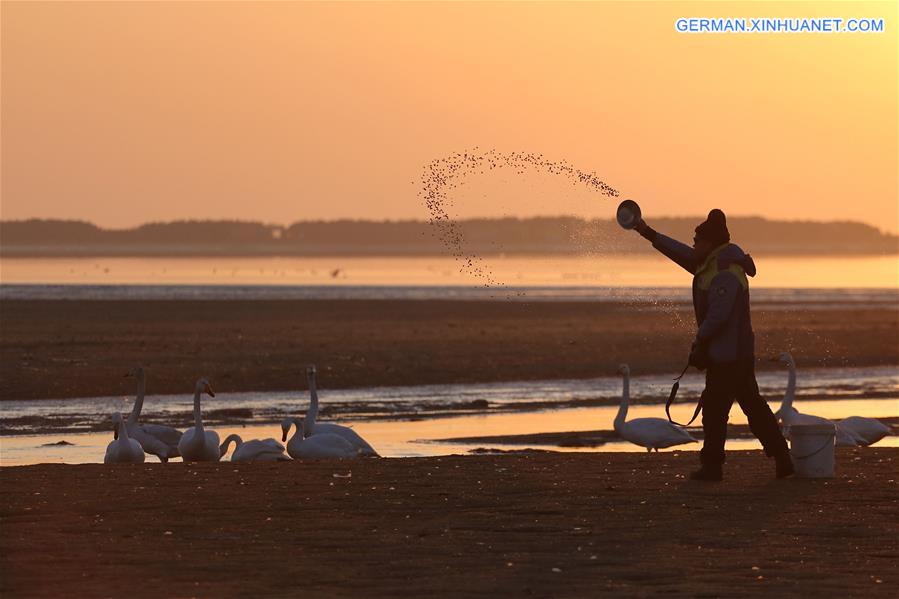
[690,463,723,482]
[775,451,795,479]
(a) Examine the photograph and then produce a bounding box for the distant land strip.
[1,217,896,257]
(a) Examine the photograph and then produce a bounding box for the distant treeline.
[1,217,896,256]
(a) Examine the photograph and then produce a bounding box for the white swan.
[177,378,221,462]
[838,416,891,446]
[771,352,865,447]
[105,412,145,464]
[123,365,182,462]
[281,417,361,459]
[303,365,378,456]
[613,364,696,452]
[219,434,290,462]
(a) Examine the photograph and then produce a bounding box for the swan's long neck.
[614,372,630,432]
[193,387,204,432]
[127,370,146,426]
[780,361,796,413]
[304,373,319,437]
[117,417,130,442]
[220,434,242,457]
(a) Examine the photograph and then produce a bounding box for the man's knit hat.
[694,209,730,247]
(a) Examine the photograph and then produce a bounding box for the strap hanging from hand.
[666,362,702,427]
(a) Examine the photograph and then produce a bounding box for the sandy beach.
[1,299,897,401]
[1,449,896,597]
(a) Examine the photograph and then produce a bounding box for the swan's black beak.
[114,426,119,440]
[281,430,288,442]
[205,384,215,397]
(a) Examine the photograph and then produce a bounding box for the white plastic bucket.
[789,423,836,478]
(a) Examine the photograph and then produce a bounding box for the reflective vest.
[695,243,749,291]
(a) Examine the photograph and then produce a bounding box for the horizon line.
[2,214,895,235]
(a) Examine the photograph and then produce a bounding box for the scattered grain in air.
[421,149,618,289]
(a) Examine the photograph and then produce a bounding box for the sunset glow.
[2,1,896,230]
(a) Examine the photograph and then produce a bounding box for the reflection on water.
[1,254,897,289]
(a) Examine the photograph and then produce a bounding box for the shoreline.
[2,283,898,307]
[433,418,899,447]
[3,379,896,437]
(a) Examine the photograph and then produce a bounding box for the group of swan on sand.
[105,366,378,464]
[613,353,891,452]
[108,353,891,462]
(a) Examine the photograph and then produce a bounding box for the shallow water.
[2,366,896,434]
[1,367,895,465]
[2,284,897,310]
[1,254,897,290]
[2,398,896,466]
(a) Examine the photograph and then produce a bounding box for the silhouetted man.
[632,209,793,481]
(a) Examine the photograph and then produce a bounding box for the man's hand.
[633,218,648,234]
[688,338,709,370]
[633,218,657,242]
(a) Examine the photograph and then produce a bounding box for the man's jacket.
[651,234,756,364]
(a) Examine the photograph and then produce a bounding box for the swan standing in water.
[105,413,145,464]
[614,364,697,452]
[281,417,361,459]
[123,365,182,462]
[770,352,865,446]
[303,365,378,456]
[177,378,221,462]
[219,434,290,462]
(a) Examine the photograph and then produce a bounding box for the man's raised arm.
[634,219,697,274]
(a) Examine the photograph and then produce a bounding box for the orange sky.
[2,1,896,232]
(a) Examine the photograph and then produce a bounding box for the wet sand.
[1,449,897,597]
[1,299,897,400]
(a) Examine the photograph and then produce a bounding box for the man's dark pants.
[700,359,788,466]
